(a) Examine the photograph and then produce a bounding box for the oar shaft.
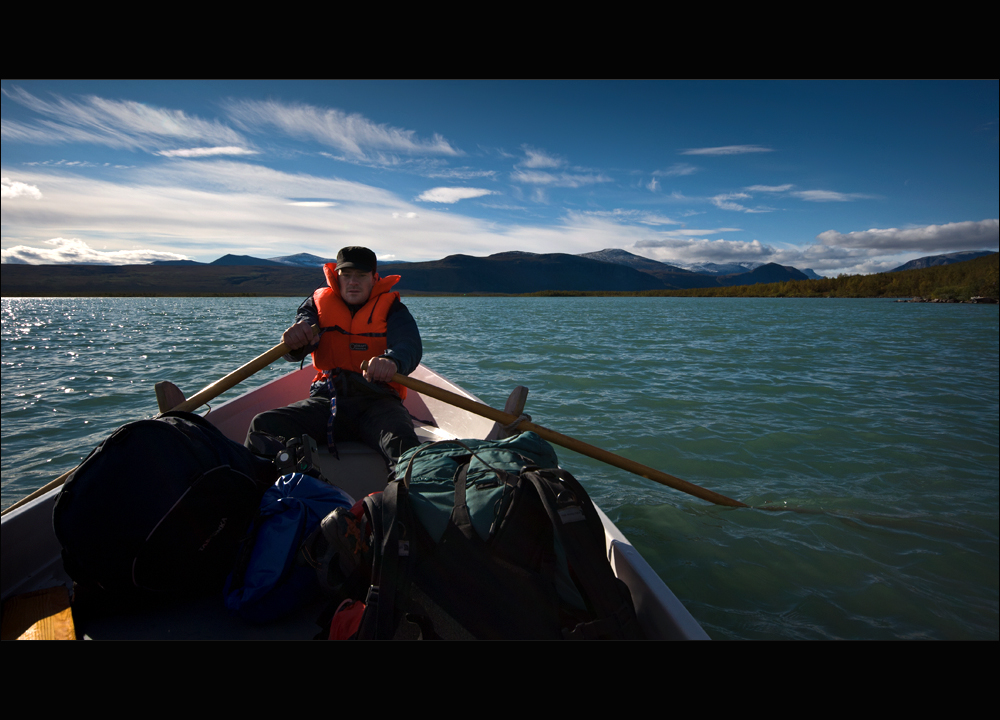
[171,325,318,413]
[392,371,747,508]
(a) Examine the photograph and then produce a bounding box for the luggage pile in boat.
[47,413,642,640]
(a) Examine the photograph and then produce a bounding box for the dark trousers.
[246,392,420,469]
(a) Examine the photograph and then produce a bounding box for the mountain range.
[149,249,994,279]
[3,249,993,297]
[156,248,820,279]
[154,248,815,289]
[889,250,996,272]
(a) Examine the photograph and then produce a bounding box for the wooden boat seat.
[1,585,76,640]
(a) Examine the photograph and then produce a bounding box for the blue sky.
[2,80,997,276]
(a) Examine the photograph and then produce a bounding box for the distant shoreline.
[2,253,997,301]
[2,294,997,304]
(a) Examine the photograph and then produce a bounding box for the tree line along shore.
[527,253,999,301]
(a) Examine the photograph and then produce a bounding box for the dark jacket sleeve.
[381,300,422,376]
[283,295,320,362]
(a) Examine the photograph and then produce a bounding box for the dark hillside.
[716,263,809,286]
[890,250,995,272]
[381,252,666,293]
[0,264,326,297]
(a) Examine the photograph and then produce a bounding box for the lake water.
[2,296,997,640]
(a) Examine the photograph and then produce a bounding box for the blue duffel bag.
[224,472,354,623]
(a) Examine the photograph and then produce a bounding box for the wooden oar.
[367,362,747,508]
[167,325,318,414]
[1,327,316,517]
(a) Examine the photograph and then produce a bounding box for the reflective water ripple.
[2,296,997,640]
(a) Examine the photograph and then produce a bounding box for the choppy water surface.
[2,296,997,639]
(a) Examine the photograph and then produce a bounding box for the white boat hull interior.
[1,364,709,640]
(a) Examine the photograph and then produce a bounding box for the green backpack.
[353,432,643,640]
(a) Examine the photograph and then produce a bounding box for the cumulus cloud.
[2,86,246,151]
[1,177,42,199]
[632,231,903,276]
[157,146,258,158]
[416,187,496,203]
[0,238,192,265]
[817,219,1000,252]
[225,99,461,160]
[635,236,777,265]
[681,145,773,155]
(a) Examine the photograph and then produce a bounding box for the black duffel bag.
[53,411,276,598]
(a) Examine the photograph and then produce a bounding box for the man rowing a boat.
[246,246,422,468]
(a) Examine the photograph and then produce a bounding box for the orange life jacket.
[311,263,407,400]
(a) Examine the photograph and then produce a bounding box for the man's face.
[338,268,375,305]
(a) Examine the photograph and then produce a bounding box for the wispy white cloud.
[711,192,750,211]
[653,163,697,177]
[580,209,682,226]
[510,169,612,188]
[416,187,496,203]
[1,237,192,265]
[0,163,714,262]
[157,146,259,158]
[2,86,247,152]
[681,144,773,155]
[0,161,416,260]
[423,167,498,180]
[0,161,511,263]
[4,158,988,277]
[711,192,774,213]
[744,184,872,202]
[793,189,872,202]
[225,99,461,160]
[647,178,660,192]
[518,146,564,169]
[817,219,999,252]
[1,177,42,199]
[24,159,136,169]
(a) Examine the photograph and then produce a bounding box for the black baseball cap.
[336,246,377,273]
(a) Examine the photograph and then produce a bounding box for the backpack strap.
[356,480,414,640]
[520,468,644,640]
